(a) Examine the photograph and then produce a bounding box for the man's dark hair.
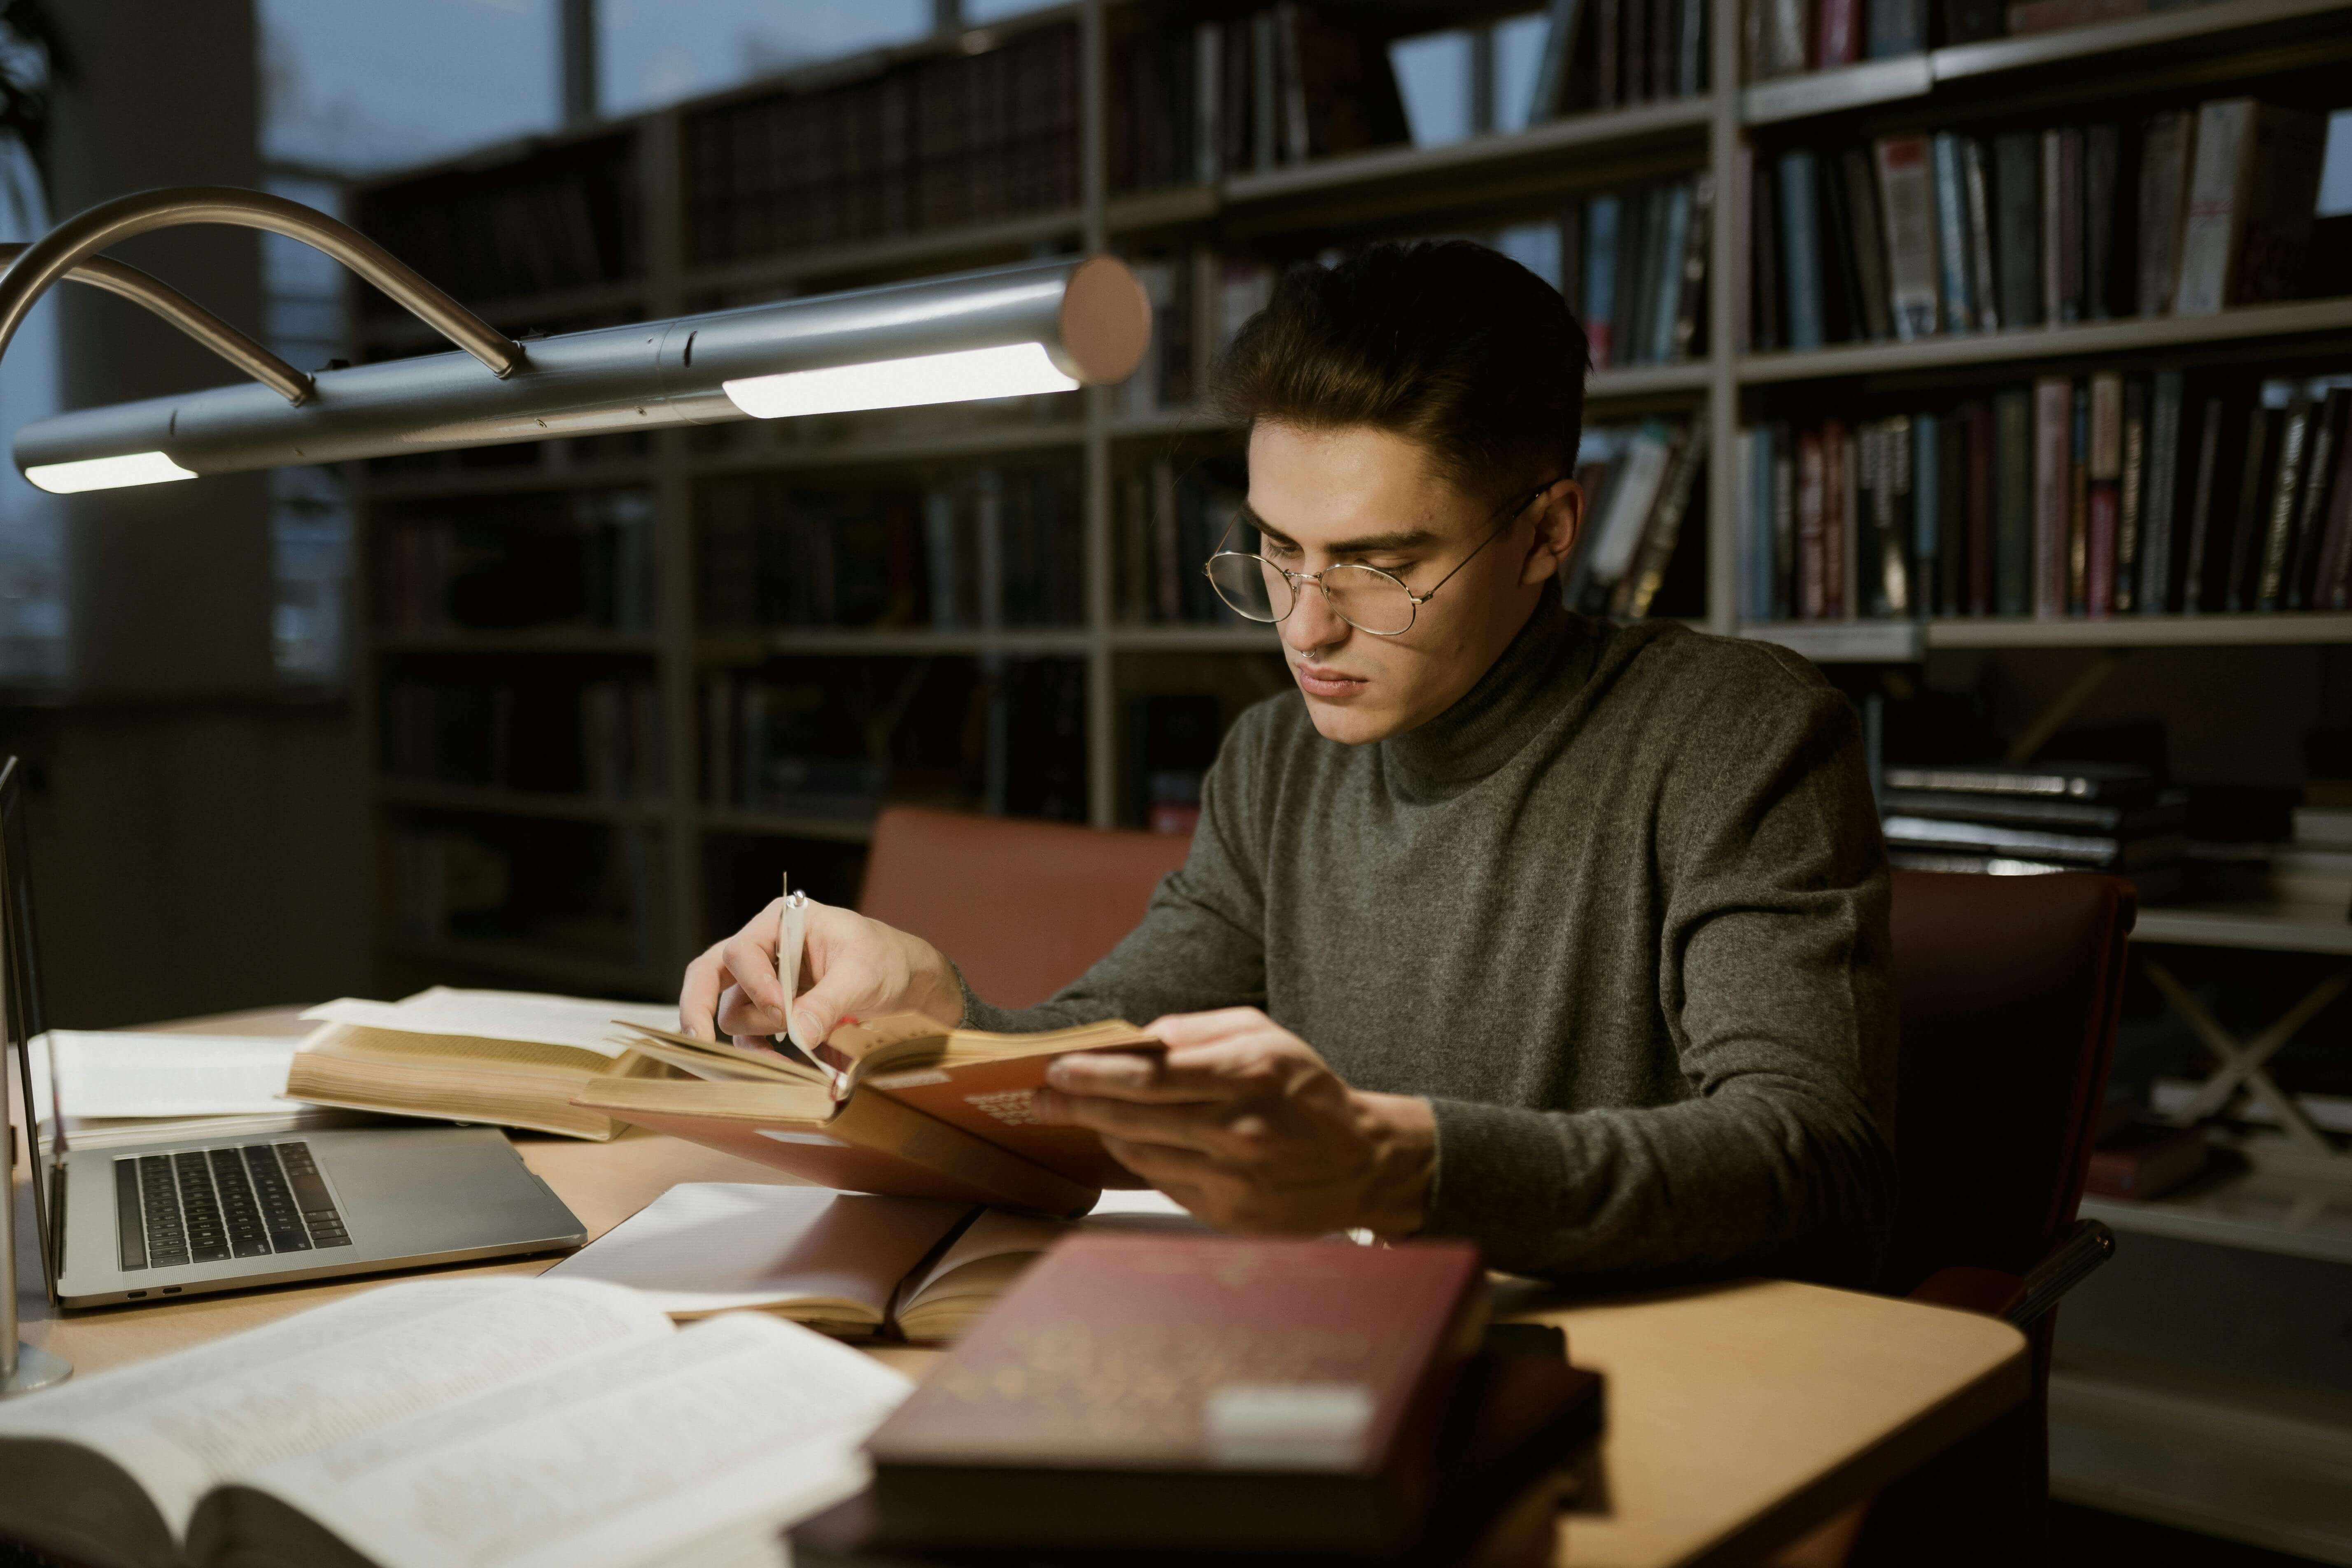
[1211,240,1591,505]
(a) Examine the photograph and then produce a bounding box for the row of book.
[1567,420,1710,619]
[698,468,1084,632]
[1118,252,1276,419]
[683,22,1079,267]
[1752,99,2329,353]
[1736,369,2352,622]
[1564,175,1714,369]
[701,657,1089,824]
[381,678,667,801]
[1879,761,2185,902]
[359,137,636,315]
[385,820,657,964]
[1747,0,2229,80]
[1113,458,1252,627]
[373,489,656,634]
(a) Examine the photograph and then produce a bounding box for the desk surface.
[10,1007,2028,1568]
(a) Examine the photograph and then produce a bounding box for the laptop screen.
[0,755,60,1297]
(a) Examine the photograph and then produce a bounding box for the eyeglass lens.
[1205,553,1418,636]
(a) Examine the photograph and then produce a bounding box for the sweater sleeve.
[958,710,1272,1033]
[1420,662,1898,1283]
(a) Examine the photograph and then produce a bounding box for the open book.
[571,1015,1163,1212]
[540,1183,1205,1344]
[0,1278,907,1568]
[288,988,681,1141]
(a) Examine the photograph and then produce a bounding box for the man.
[681,241,1896,1284]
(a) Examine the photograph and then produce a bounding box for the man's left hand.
[1030,1007,1435,1236]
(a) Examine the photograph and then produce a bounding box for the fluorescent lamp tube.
[722,341,1078,421]
[24,451,198,493]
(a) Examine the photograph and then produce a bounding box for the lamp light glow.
[721,340,1079,421]
[24,451,198,494]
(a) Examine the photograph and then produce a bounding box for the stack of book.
[699,468,1083,633]
[374,488,657,635]
[1751,100,2329,354]
[381,677,665,800]
[1739,370,2352,622]
[2263,799,2352,911]
[683,21,1079,266]
[1879,761,2186,900]
[1564,418,1709,619]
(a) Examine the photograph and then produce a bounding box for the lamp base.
[2,1341,70,1396]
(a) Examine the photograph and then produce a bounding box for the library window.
[598,0,933,119]
[259,0,562,174]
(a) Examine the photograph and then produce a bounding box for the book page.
[900,1190,1207,1313]
[540,1184,974,1321]
[226,1313,910,1568]
[30,1032,297,1120]
[302,988,678,1059]
[0,1279,673,1538]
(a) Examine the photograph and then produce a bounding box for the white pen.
[776,874,812,1053]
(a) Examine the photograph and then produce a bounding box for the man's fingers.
[678,948,728,1039]
[1141,1007,1272,1048]
[1096,1133,1219,1186]
[1044,1041,1281,1103]
[1034,1088,1266,1161]
[720,927,790,1023]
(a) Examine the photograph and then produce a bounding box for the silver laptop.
[0,757,588,1309]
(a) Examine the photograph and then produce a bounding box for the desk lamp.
[0,186,1152,1394]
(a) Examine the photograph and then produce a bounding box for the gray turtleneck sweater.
[961,594,1897,1283]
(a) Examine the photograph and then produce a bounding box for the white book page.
[540,1184,972,1319]
[300,988,679,1059]
[237,1313,911,1568]
[29,1032,297,1121]
[0,1279,673,1538]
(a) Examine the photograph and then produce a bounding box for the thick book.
[2139,369,2185,613]
[1778,150,1828,351]
[1931,133,1977,334]
[1868,0,1929,55]
[1995,388,2035,615]
[2175,100,2324,315]
[1881,761,2160,803]
[2033,375,2074,618]
[2288,387,2350,608]
[1992,130,2043,329]
[1962,136,2001,331]
[1875,134,1940,341]
[2114,375,2147,612]
[2180,393,2228,612]
[862,1234,1492,1553]
[2136,109,2193,317]
[0,1278,910,1568]
[2083,123,2121,319]
[574,1015,1166,1213]
[1842,147,1895,342]
[286,988,680,1141]
[543,1182,1205,1344]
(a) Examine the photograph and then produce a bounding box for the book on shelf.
[360,133,636,317]
[855,1233,1499,1554]
[287,987,680,1141]
[1562,418,1707,618]
[381,676,664,801]
[685,21,1079,265]
[0,1277,909,1568]
[384,823,660,981]
[1748,98,2331,352]
[1116,455,1249,625]
[374,487,655,636]
[573,1014,1170,1213]
[542,1182,1207,1344]
[1745,0,2224,79]
[1738,367,2352,623]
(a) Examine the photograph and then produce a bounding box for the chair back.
[857,806,1193,1009]
[1883,870,2135,1294]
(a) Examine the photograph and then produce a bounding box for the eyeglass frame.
[1202,475,1566,637]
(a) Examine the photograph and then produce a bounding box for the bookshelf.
[346,0,2352,998]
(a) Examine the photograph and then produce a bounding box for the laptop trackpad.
[325,1128,579,1254]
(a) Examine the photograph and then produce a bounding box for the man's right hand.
[678,897,965,1044]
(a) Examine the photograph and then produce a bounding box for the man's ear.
[1518,480,1585,587]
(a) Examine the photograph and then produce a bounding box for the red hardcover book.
[2086,372,2123,617]
[1816,0,1861,65]
[1797,430,1828,620]
[865,1233,1490,1554]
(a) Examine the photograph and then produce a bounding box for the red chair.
[856,806,1193,1009]
[1781,869,2134,1565]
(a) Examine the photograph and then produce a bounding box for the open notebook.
[541,1184,1207,1343]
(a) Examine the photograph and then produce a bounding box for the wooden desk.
[10,1008,2028,1568]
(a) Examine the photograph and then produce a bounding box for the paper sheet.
[233,1313,910,1568]
[29,1032,298,1121]
[301,987,681,1059]
[540,1184,975,1319]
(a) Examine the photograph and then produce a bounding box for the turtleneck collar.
[1380,590,1592,802]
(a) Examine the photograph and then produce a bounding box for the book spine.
[2256,396,2311,611]
[1874,136,1939,341]
[1766,0,1810,75]
[2115,376,2147,613]
[2083,123,2119,319]
[1585,193,1622,368]
[1993,132,2042,329]
[1798,430,1828,619]
[1931,134,1975,334]
[2224,403,2277,613]
[2136,111,2186,317]
[2174,98,2251,317]
[1778,152,1827,352]
[1867,0,1927,56]
[2057,127,2084,324]
[2070,381,2090,612]
[2033,376,2072,618]
[1672,173,1713,361]
[1597,0,1622,108]
[2319,407,2352,609]
[2288,390,2349,608]
[2039,130,2065,328]
[1842,148,1894,342]
[1914,413,1940,616]
[2180,395,2223,612]
[2139,370,2182,613]
[1996,389,2034,615]
[1529,0,1586,121]
[2234,105,2328,308]
[1650,182,1694,364]
[1818,0,1861,65]
[1739,428,1764,620]
[1830,420,1856,618]
[1773,433,1798,620]
[1962,137,2000,331]
[2087,372,2123,617]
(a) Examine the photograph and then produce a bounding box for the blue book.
[1775,152,1825,352]
[1913,414,1939,617]
[1583,195,1622,368]
[1930,134,1974,337]
[1866,0,1927,56]
[1648,184,1692,366]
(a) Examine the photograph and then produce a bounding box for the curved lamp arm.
[0,242,313,405]
[0,186,522,386]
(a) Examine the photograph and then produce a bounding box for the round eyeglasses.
[1202,479,1559,637]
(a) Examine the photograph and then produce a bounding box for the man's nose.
[1282,575,1351,653]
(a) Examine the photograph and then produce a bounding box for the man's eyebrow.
[1240,506,1441,554]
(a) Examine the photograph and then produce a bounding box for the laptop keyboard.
[114,1141,350,1272]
